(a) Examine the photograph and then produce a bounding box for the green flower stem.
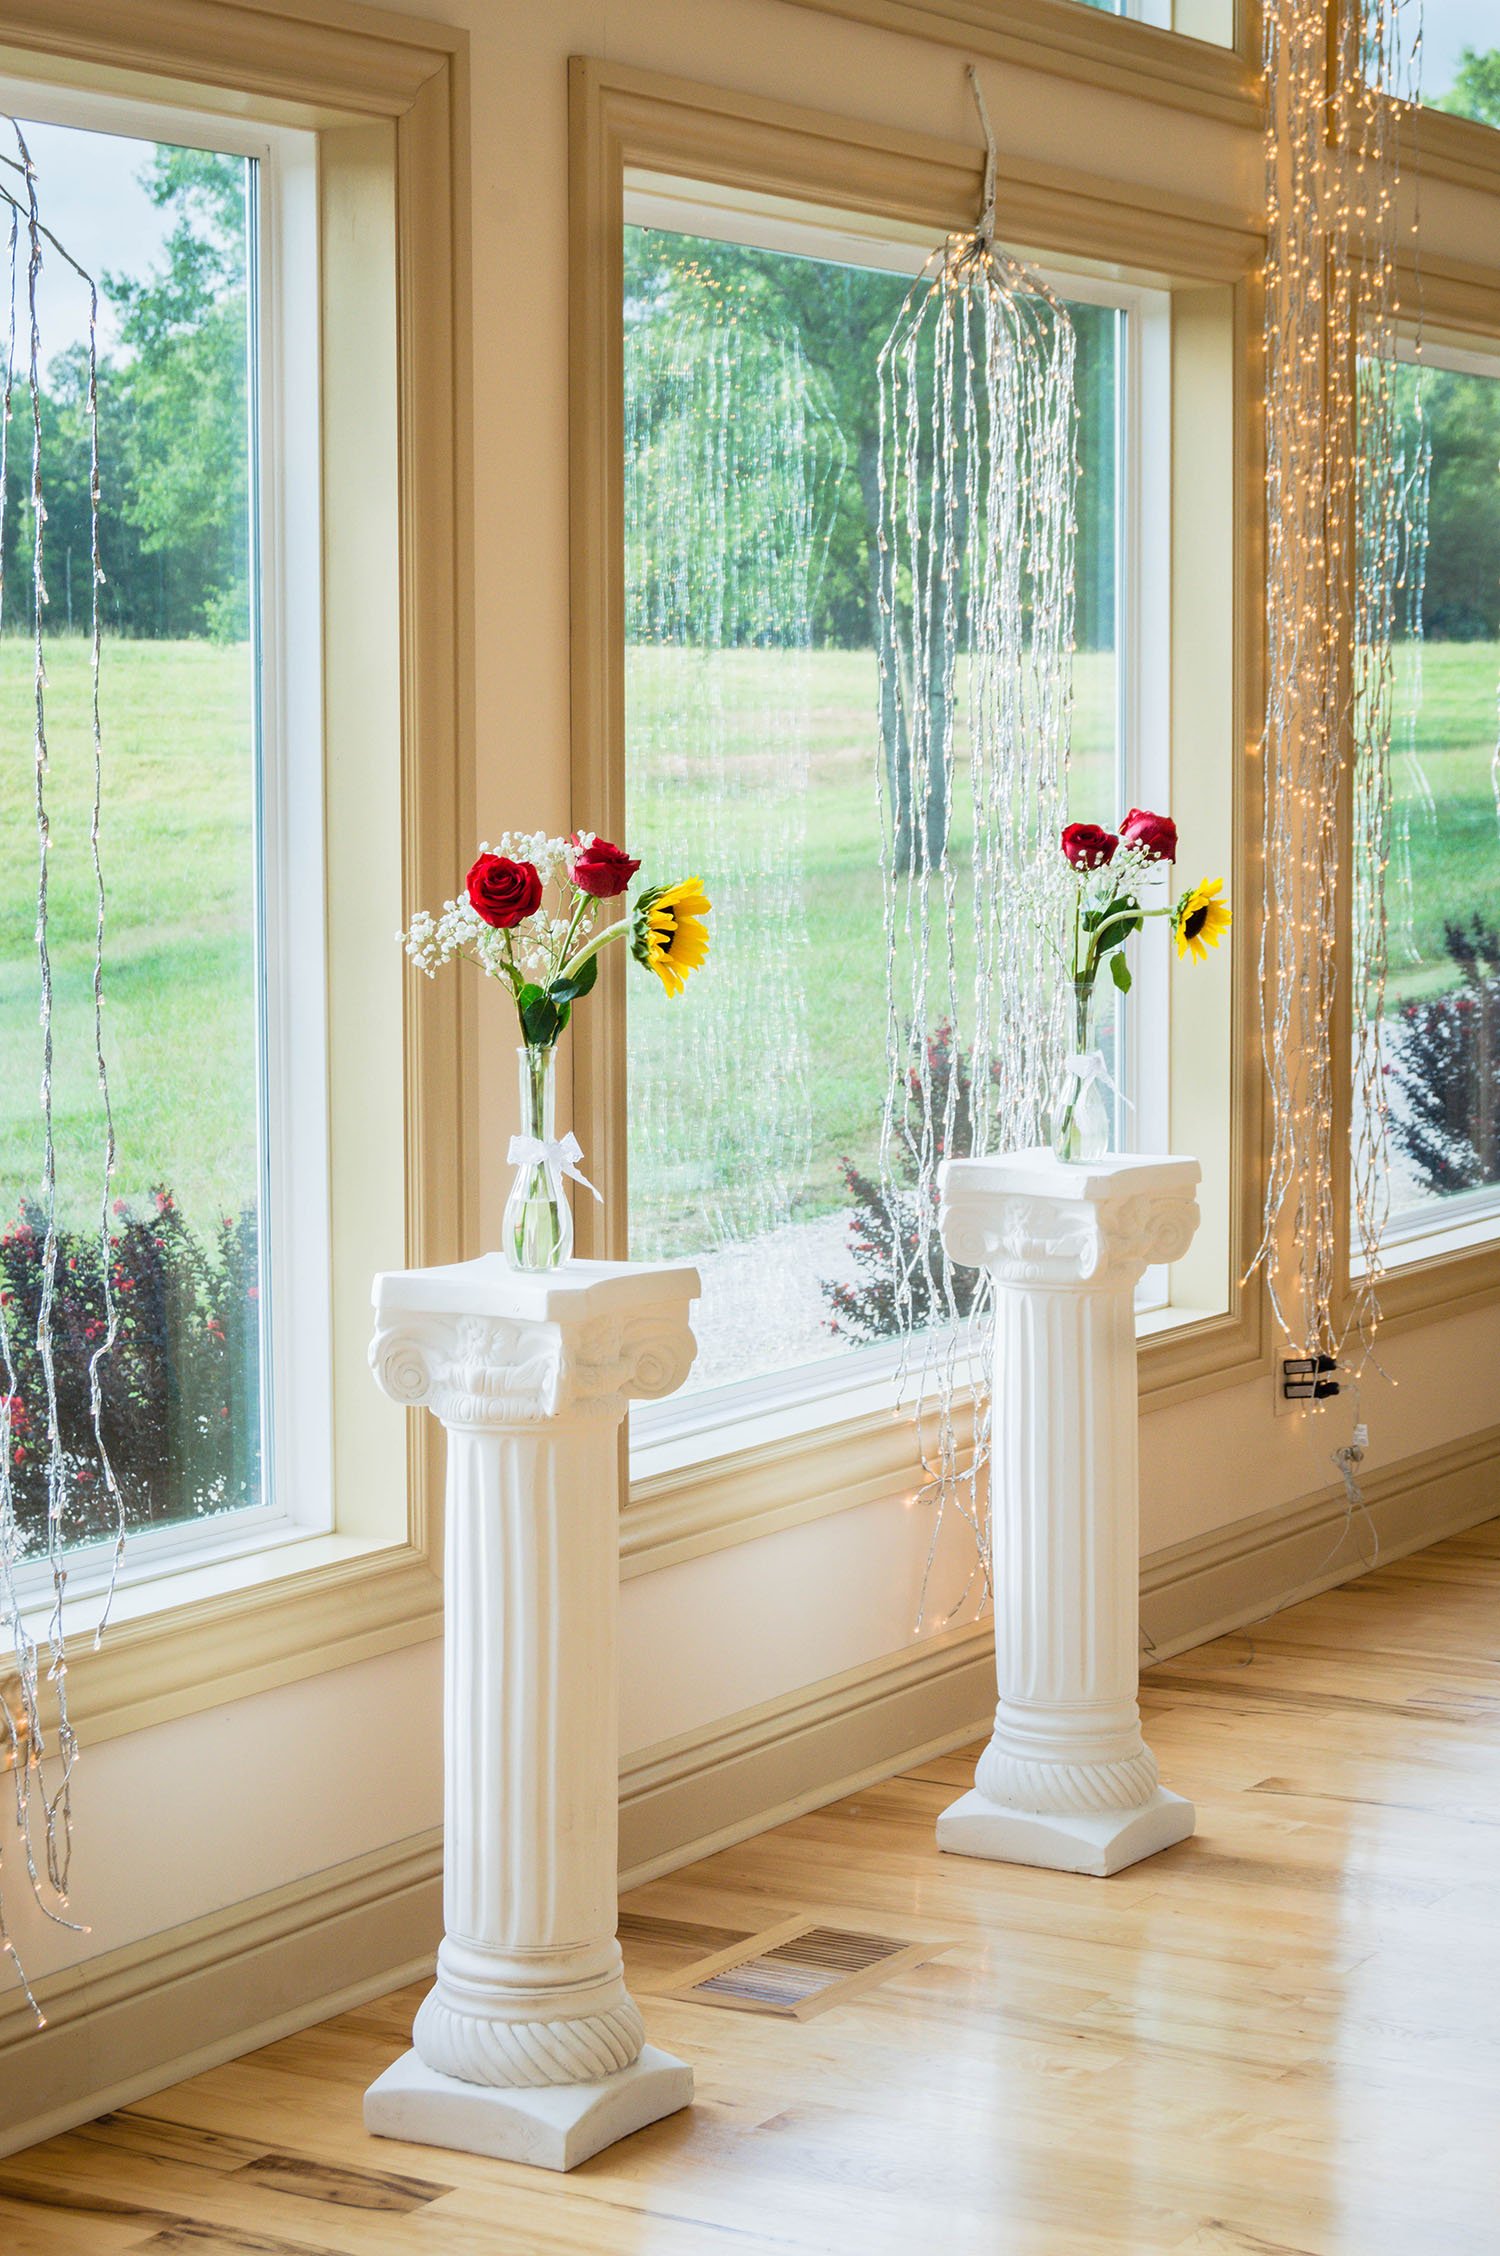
[1078,898,1173,983]
[1055,975,1096,1152]
[555,914,630,987]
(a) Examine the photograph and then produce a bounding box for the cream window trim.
[0,0,470,1745]
[771,0,1261,126]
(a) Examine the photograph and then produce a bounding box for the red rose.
[569,834,641,899]
[1119,807,1177,863]
[1061,822,1118,871]
[466,853,543,928]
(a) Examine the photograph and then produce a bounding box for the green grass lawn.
[1,634,1494,1250]
[0,635,257,1232]
[1388,641,1500,999]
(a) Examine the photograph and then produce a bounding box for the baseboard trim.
[0,1830,443,2160]
[1138,1419,1500,1662]
[3,1420,1495,2159]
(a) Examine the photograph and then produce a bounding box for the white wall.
[7,0,1500,1994]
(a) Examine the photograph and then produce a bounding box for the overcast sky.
[1415,0,1497,97]
[0,118,176,363]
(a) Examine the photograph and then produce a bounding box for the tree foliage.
[625,226,1119,654]
[2,145,249,641]
[1440,46,1500,131]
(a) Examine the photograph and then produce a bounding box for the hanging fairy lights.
[623,249,846,1356]
[877,67,1076,1612]
[1253,0,1417,1369]
[0,121,119,2020]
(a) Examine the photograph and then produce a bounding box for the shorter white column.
[363,1255,699,2170]
[936,1149,1200,1878]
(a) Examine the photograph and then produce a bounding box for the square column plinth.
[366,1255,700,2169]
[937,1150,1201,1877]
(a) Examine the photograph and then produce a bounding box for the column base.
[364,2044,693,2171]
[936,1785,1195,1876]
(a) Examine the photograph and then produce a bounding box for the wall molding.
[0,1830,444,2161]
[4,1421,1495,2160]
[772,0,1262,128]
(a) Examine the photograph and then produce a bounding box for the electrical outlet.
[1276,1353,1341,1417]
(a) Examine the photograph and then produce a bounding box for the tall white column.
[936,1150,1200,1877]
[363,1255,699,2169]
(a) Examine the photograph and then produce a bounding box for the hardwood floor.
[4,1519,1499,2255]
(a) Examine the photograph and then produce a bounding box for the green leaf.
[1110,953,1133,994]
[517,982,545,1013]
[520,992,561,1047]
[549,953,600,1007]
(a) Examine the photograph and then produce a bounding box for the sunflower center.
[1184,905,1208,941]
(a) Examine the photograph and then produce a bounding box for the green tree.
[1440,46,1500,130]
[105,148,251,640]
[625,229,1112,872]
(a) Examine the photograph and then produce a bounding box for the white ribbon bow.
[506,1131,603,1201]
[1063,1049,1134,1112]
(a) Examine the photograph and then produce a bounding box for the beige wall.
[7,0,1500,2000]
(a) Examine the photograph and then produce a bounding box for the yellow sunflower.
[632,878,712,997]
[1173,878,1231,963]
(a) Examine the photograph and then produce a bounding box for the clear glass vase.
[1049,978,1111,1165]
[503,1044,574,1272]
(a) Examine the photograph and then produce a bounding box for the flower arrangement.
[401,831,711,1268]
[1052,808,1229,1161]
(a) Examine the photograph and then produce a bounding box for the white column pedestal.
[364,1255,700,2169]
[936,1150,1201,1878]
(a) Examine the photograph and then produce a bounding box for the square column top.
[939,1148,1200,1289]
[373,1254,702,1326]
[939,1147,1201,1205]
[370,1257,702,1426]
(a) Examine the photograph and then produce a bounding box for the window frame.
[0,0,470,1748]
[1337,268,1500,1340]
[571,56,1270,1549]
[770,0,1261,126]
[0,79,334,1611]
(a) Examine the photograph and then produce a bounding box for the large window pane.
[623,222,1126,1396]
[1382,360,1500,1231]
[0,121,262,1556]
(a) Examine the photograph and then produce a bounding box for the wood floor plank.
[7,1512,1499,2255]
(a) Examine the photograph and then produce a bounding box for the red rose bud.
[1119,807,1178,863]
[1061,822,1118,871]
[569,834,641,899]
[466,852,544,929]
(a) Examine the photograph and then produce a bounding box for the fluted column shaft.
[981,1275,1153,1813]
[369,1258,699,2091]
[937,1149,1200,1873]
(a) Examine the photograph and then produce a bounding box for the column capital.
[369,1256,700,1428]
[938,1148,1200,1291]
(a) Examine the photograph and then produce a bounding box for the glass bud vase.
[503,1044,574,1273]
[1049,978,1111,1165]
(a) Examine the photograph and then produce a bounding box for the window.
[1376,347,1500,1257]
[0,84,328,1592]
[622,188,1176,1412]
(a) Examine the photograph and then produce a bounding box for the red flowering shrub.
[0,1191,260,1556]
[1388,914,1500,1197]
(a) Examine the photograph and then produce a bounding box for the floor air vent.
[657,1915,949,2020]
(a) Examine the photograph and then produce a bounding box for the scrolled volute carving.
[940,1185,1198,1290]
[369,1301,698,1427]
